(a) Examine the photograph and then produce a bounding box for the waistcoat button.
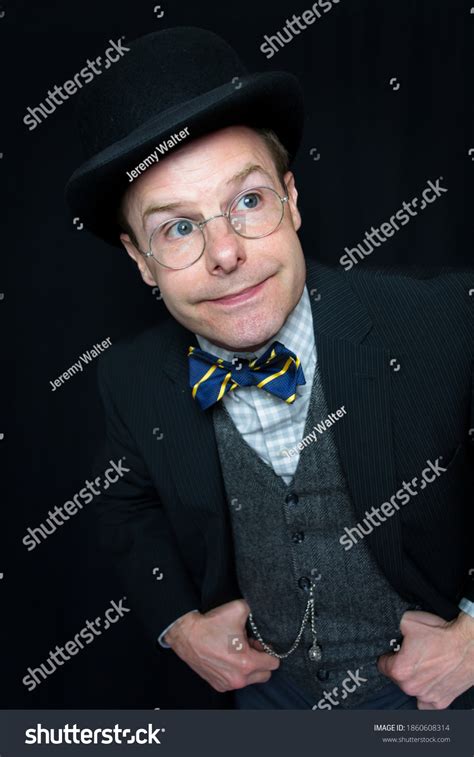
[298,576,311,591]
[291,531,305,543]
[285,492,299,506]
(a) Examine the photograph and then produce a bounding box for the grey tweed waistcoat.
[212,362,414,708]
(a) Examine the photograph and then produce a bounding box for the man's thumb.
[377,652,396,678]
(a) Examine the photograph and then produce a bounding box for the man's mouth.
[206,276,271,306]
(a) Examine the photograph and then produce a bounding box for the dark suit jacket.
[95,259,474,702]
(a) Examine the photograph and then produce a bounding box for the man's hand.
[377,610,474,709]
[164,599,280,692]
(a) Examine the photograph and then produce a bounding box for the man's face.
[121,125,306,352]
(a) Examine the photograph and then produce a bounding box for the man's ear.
[283,171,301,232]
[120,233,157,286]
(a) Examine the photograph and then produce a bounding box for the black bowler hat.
[65,26,304,247]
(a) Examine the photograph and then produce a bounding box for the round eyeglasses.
[136,185,289,270]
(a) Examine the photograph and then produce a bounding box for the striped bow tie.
[188,340,306,411]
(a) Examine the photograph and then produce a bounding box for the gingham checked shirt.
[195,283,317,483]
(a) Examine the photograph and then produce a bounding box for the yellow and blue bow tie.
[188,340,306,410]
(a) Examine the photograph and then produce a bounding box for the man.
[66,26,474,710]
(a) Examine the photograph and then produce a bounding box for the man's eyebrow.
[141,164,275,224]
[142,202,183,224]
[225,163,274,185]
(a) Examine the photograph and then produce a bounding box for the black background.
[1,0,473,708]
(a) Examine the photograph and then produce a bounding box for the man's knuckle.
[399,617,411,632]
[236,600,249,617]
[391,661,411,682]
[238,655,253,673]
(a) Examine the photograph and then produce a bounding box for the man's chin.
[191,298,289,351]
[204,326,282,353]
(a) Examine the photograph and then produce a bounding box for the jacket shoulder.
[344,263,473,290]
[311,260,473,349]
[343,264,473,322]
[97,317,183,390]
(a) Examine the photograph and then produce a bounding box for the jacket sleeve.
[158,610,200,648]
[94,356,202,647]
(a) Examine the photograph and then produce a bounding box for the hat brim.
[65,71,304,247]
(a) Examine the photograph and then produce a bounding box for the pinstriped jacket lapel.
[306,260,404,593]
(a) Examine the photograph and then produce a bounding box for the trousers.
[234,667,427,710]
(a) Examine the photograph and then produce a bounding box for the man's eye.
[235,192,261,211]
[165,220,195,239]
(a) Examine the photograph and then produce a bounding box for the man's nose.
[202,214,245,272]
